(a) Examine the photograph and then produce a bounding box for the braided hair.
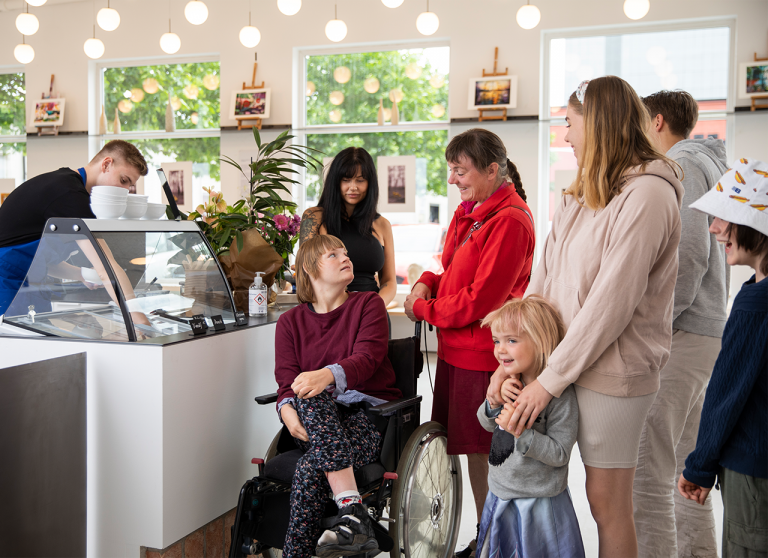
[445,128,527,202]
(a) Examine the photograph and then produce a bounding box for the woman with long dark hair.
[300,147,396,306]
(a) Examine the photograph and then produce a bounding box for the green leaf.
[235,230,244,253]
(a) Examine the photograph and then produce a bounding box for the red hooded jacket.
[413,183,535,371]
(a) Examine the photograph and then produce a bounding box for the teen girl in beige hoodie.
[490,76,684,558]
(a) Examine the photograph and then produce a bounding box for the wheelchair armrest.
[254,392,278,405]
[367,395,423,415]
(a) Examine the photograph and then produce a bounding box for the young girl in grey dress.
[477,296,585,558]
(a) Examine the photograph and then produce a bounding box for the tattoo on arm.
[300,211,320,242]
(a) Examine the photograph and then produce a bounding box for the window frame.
[536,17,737,253]
[292,39,451,215]
[88,53,221,156]
[0,65,28,183]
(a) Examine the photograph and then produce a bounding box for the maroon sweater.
[274,291,401,406]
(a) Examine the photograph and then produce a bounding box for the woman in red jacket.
[404,128,535,555]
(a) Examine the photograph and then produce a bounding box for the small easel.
[37,74,60,136]
[237,53,266,130]
[478,48,509,122]
[751,52,768,112]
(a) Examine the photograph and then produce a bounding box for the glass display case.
[0,218,237,343]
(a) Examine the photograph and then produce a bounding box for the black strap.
[445,204,533,271]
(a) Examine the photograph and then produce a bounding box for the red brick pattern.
[146,540,182,558]
[205,517,224,558]
[143,508,238,558]
[183,527,205,558]
[223,508,237,557]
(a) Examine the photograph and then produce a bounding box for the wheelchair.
[229,323,463,558]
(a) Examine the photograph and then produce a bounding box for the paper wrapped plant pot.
[217,228,283,313]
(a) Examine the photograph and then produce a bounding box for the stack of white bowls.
[141,202,168,220]
[122,194,148,219]
[90,185,128,219]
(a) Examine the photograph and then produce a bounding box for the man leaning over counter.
[0,140,148,316]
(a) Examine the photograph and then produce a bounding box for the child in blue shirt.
[680,158,768,558]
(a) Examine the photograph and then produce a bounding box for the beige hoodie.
[527,159,684,398]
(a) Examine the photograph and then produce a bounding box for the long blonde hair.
[481,295,565,377]
[567,75,680,210]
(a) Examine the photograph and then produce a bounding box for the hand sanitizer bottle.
[249,272,268,316]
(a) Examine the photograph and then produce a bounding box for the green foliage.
[0,73,25,136]
[0,142,26,158]
[306,48,448,126]
[306,130,448,200]
[103,62,220,131]
[200,128,325,279]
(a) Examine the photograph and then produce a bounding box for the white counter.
[0,314,283,557]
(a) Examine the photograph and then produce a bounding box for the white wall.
[1,0,767,221]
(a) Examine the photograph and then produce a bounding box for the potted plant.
[184,128,322,309]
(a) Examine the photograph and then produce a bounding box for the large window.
[0,72,27,187]
[100,59,220,208]
[305,47,449,126]
[541,22,733,226]
[299,45,450,288]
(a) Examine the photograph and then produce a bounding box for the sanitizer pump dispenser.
[249,272,268,316]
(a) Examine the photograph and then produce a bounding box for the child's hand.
[500,376,523,404]
[496,403,521,438]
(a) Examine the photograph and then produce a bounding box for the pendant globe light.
[416,0,439,36]
[84,26,105,59]
[239,6,261,48]
[381,0,404,7]
[325,5,347,43]
[623,0,649,20]
[14,37,34,64]
[97,0,121,31]
[277,0,301,16]
[184,1,208,25]
[160,20,181,54]
[16,5,39,36]
[25,0,47,5]
[516,1,541,29]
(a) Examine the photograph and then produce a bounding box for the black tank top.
[338,218,385,293]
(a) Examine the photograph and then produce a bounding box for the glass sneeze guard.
[1,218,236,343]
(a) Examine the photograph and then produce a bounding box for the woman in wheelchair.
[275,234,401,558]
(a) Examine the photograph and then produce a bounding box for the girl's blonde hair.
[481,295,566,377]
[295,234,347,304]
[567,75,681,210]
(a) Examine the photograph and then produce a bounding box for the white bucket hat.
[689,157,768,237]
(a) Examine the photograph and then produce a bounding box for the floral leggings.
[282,391,383,558]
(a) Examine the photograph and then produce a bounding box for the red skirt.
[431,358,494,455]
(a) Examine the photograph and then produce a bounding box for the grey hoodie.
[667,139,730,338]
[476,385,579,500]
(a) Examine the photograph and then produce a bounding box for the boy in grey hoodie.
[634,90,730,558]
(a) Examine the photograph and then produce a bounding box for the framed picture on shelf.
[467,76,518,110]
[230,89,271,120]
[376,156,416,213]
[738,62,768,98]
[33,98,66,127]
[160,161,194,213]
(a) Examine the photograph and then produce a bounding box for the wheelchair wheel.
[388,421,462,558]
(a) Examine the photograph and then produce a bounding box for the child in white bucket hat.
[679,158,768,558]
